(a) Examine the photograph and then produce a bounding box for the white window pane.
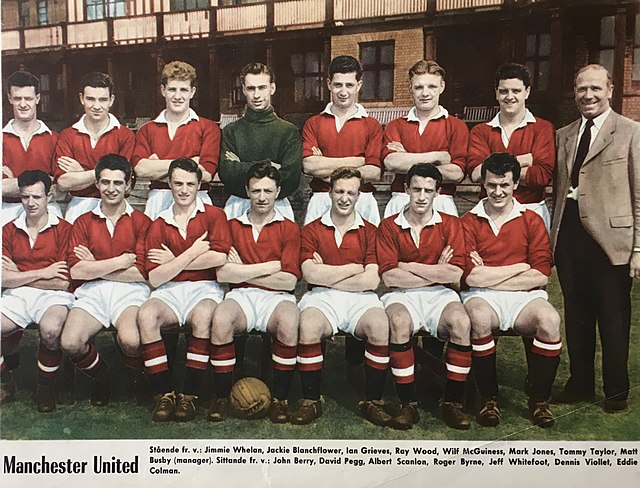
[600,16,615,46]
[379,70,393,100]
[380,44,394,65]
[360,46,376,66]
[361,71,375,100]
[539,33,550,57]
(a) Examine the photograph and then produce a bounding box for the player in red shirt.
[302,56,383,225]
[60,155,151,407]
[461,153,561,428]
[3,71,61,226]
[208,162,301,423]
[293,168,390,427]
[377,163,472,430]
[1,170,73,411]
[467,63,555,229]
[138,158,230,422]
[382,61,468,218]
[132,61,220,219]
[54,72,135,223]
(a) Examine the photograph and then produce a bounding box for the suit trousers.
[555,199,631,400]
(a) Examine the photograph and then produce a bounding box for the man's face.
[169,167,199,208]
[410,73,445,114]
[330,177,360,218]
[327,72,362,111]
[574,67,612,119]
[79,86,114,125]
[20,181,50,219]
[242,73,275,112]
[96,168,130,207]
[483,170,518,213]
[8,86,40,123]
[406,175,438,215]
[246,176,280,215]
[161,79,196,117]
[495,78,530,117]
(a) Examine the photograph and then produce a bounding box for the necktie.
[571,118,594,188]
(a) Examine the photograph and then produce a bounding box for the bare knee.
[210,304,236,345]
[269,303,300,346]
[441,304,471,345]
[39,307,68,350]
[299,309,329,344]
[465,300,495,339]
[533,306,561,342]
[386,304,412,343]
[60,324,90,359]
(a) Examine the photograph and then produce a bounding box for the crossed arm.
[217,247,296,291]
[134,155,211,183]
[383,142,463,183]
[2,256,69,290]
[303,148,380,182]
[465,251,548,290]
[69,245,144,283]
[381,245,462,289]
[302,253,379,292]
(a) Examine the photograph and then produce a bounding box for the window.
[598,15,615,74]
[231,76,244,107]
[19,0,30,27]
[170,0,209,11]
[37,0,48,25]
[290,52,323,105]
[633,14,640,81]
[39,74,51,114]
[359,41,394,102]
[86,0,126,20]
[525,33,550,91]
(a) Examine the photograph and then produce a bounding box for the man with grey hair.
[551,64,640,413]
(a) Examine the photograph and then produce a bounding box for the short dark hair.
[245,162,281,187]
[95,154,132,183]
[7,71,40,95]
[79,72,114,96]
[18,169,51,194]
[481,152,521,182]
[240,63,275,84]
[328,56,363,81]
[168,157,202,182]
[408,60,446,81]
[405,163,443,190]
[494,63,531,89]
[330,167,362,189]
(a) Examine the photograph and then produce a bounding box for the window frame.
[359,40,395,102]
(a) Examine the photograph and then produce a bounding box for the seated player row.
[1,154,561,432]
[3,57,553,232]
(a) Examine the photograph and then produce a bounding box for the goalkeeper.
[208,162,301,424]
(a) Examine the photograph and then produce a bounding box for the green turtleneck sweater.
[218,106,302,199]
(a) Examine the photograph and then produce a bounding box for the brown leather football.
[229,377,272,419]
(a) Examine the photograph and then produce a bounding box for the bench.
[460,106,499,125]
[218,113,241,128]
[366,107,412,127]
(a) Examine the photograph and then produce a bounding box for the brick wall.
[622,45,640,121]
[330,28,424,107]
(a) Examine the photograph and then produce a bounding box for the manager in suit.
[550,64,640,413]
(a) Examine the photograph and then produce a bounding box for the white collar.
[405,105,449,123]
[322,102,368,120]
[580,107,611,132]
[2,119,52,136]
[91,201,134,218]
[154,108,199,126]
[394,206,443,229]
[13,211,60,235]
[487,108,536,129]
[235,208,285,226]
[157,197,205,227]
[469,198,526,236]
[320,209,365,230]
[72,113,121,136]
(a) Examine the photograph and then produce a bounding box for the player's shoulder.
[202,203,228,220]
[521,208,546,227]
[56,217,73,232]
[131,208,152,225]
[469,121,491,136]
[378,214,399,232]
[446,113,467,128]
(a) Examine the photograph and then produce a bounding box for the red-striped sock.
[74,344,108,380]
[141,340,171,395]
[445,342,472,382]
[183,335,210,396]
[37,343,63,386]
[471,335,496,358]
[210,342,235,399]
[364,343,388,401]
[390,341,414,385]
[297,343,323,400]
[272,339,296,400]
[530,336,562,400]
[472,335,498,399]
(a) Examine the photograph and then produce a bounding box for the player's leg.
[465,297,501,427]
[60,309,110,406]
[35,305,68,412]
[436,302,472,430]
[291,307,333,425]
[265,300,300,423]
[208,299,248,422]
[113,305,149,405]
[514,298,562,427]
[137,298,180,421]
[354,307,391,427]
[0,315,23,404]
[386,303,418,429]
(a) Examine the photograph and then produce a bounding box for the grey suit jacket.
[550,110,640,265]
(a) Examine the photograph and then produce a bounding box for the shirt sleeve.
[206,207,232,255]
[299,224,317,265]
[280,222,302,279]
[525,211,553,276]
[381,119,402,164]
[131,124,152,168]
[56,220,72,264]
[118,127,136,162]
[467,125,492,178]
[67,217,90,270]
[144,220,165,274]
[2,225,15,261]
[218,125,256,198]
[197,119,221,177]
[523,119,556,189]
[276,125,303,199]
[52,128,74,181]
[301,117,319,159]
[364,119,383,169]
[448,118,469,172]
[445,215,466,269]
[376,220,400,275]
[461,214,479,283]
[363,223,378,266]
[134,213,152,278]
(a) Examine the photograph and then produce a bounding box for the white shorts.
[381,285,461,338]
[520,200,550,232]
[150,280,224,325]
[73,280,150,328]
[224,287,296,333]
[299,287,384,337]
[384,192,458,218]
[2,286,74,328]
[145,189,212,220]
[64,196,101,224]
[461,288,549,331]
[1,202,63,227]
[304,192,380,226]
[224,194,294,221]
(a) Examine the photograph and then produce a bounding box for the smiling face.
[246,176,279,216]
[96,168,130,207]
[405,175,438,216]
[330,176,360,218]
[574,67,612,119]
[79,86,114,125]
[8,86,40,123]
[410,73,445,116]
[169,167,199,209]
[161,78,196,118]
[483,170,518,213]
[20,181,50,219]
[495,78,530,118]
[242,73,275,112]
[327,72,362,112]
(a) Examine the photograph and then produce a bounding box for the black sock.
[529,353,560,400]
[472,353,498,399]
[345,336,365,366]
[299,370,322,401]
[234,334,249,368]
[364,364,386,401]
[443,379,465,403]
[162,332,179,372]
[4,352,20,371]
[183,367,205,396]
[214,372,233,399]
[272,369,294,401]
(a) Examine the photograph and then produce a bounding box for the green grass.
[1,272,639,441]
